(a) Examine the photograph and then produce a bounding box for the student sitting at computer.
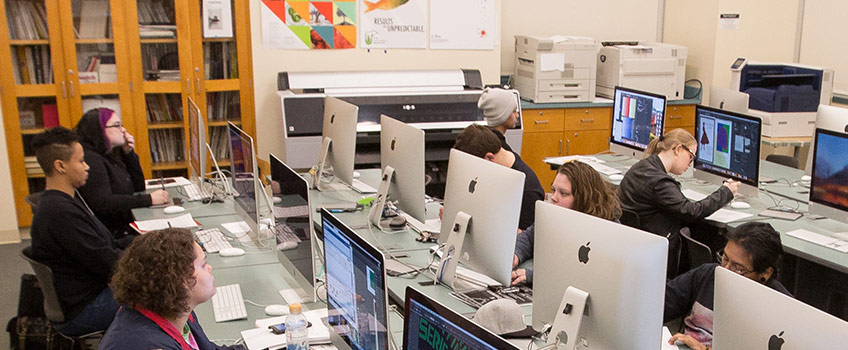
[664,222,790,350]
[99,228,244,350]
[511,160,620,285]
[75,108,169,239]
[454,124,544,230]
[29,127,122,336]
[477,87,519,152]
[618,128,739,277]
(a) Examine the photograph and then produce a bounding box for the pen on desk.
[160,176,166,191]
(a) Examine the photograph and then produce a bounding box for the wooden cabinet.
[665,104,696,136]
[0,0,254,226]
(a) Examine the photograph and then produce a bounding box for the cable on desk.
[364,223,429,277]
[684,79,703,99]
[244,299,269,308]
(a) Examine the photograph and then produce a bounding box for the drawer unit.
[523,109,565,133]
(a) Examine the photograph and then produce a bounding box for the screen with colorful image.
[694,105,761,186]
[610,87,667,151]
[810,128,848,212]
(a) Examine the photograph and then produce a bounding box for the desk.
[761,135,811,161]
[132,186,236,221]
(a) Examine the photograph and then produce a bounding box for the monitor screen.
[610,86,667,152]
[694,105,761,188]
[805,105,848,175]
[187,96,206,183]
[322,209,389,350]
[402,287,519,350]
[228,122,259,231]
[810,128,848,218]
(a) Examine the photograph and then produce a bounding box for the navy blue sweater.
[100,307,244,350]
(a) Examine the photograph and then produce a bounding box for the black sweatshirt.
[511,154,545,230]
[77,145,151,235]
[30,190,121,320]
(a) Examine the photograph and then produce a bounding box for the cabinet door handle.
[68,81,74,98]
[61,81,67,98]
[195,78,200,95]
[669,115,682,120]
[187,78,191,93]
[558,139,563,155]
[566,139,570,155]
[580,118,594,123]
[534,120,549,124]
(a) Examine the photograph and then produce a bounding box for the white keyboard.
[211,284,247,322]
[351,179,377,193]
[273,205,310,218]
[195,228,232,253]
[182,183,210,201]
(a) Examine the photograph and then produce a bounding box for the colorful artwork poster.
[430,0,495,50]
[360,0,427,49]
[261,0,356,50]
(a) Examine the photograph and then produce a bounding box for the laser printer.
[513,35,600,103]
[596,41,688,100]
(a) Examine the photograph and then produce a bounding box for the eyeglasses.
[104,122,123,129]
[717,251,754,276]
[679,144,696,164]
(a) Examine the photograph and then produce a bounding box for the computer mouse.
[730,201,751,209]
[389,215,407,228]
[163,205,185,214]
[218,247,245,257]
[273,196,282,204]
[608,174,624,181]
[264,304,289,316]
[277,241,297,251]
[801,175,812,182]
[353,171,361,178]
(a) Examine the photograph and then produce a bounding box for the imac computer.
[228,121,262,236]
[270,153,318,302]
[532,201,668,350]
[809,128,848,224]
[322,209,389,350]
[713,267,848,349]
[402,287,520,350]
[609,86,667,158]
[708,86,750,114]
[436,148,525,287]
[368,115,426,228]
[804,104,848,175]
[314,97,358,191]
[693,105,762,198]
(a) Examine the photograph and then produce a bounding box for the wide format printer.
[596,41,688,100]
[513,35,600,103]
[277,69,523,187]
[729,59,834,137]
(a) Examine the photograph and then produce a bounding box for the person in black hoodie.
[618,128,739,277]
[29,127,122,336]
[75,108,169,239]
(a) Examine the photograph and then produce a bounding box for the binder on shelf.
[42,105,59,128]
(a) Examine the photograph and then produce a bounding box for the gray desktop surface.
[132,186,236,220]
[195,214,281,269]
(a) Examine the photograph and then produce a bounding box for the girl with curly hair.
[99,228,243,350]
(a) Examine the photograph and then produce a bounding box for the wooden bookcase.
[0,0,254,226]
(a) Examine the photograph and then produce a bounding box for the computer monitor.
[314,96,358,191]
[809,128,848,224]
[402,287,520,350]
[713,267,848,349]
[269,153,317,302]
[368,115,426,227]
[609,86,667,158]
[228,121,261,235]
[694,105,762,198]
[532,201,667,349]
[437,149,525,287]
[804,104,848,175]
[322,209,389,350]
[187,96,206,185]
[709,86,750,114]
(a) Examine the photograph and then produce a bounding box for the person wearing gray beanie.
[477,88,519,152]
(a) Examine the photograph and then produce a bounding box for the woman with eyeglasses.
[75,108,169,241]
[663,222,790,350]
[618,128,739,277]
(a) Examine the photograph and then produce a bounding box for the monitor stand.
[206,143,233,196]
[435,211,471,289]
[545,286,590,350]
[368,166,395,228]
[311,137,333,191]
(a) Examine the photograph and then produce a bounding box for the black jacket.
[490,127,514,153]
[77,144,151,235]
[30,190,121,320]
[618,155,733,237]
[512,155,545,230]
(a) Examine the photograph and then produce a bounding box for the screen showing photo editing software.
[694,107,761,185]
[611,88,667,150]
[810,129,848,212]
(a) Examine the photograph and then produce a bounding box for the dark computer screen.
[694,105,761,187]
[270,154,315,287]
[810,128,848,212]
[610,86,667,151]
[228,122,258,226]
[323,210,388,350]
[402,287,519,350]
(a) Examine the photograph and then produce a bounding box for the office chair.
[20,247,103,349]
[24,191,42,214]
[766,154,800,169]
[680,227,714,268]
[619,208,641,229]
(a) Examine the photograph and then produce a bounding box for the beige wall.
[799,0,848,94]
[0,107,21,243]
[662,0,719,99]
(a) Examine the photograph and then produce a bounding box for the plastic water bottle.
[286,303,309,350]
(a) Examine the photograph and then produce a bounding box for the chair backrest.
[680,227,714,269]
[620,208,641,229]
[20,246,66,324]
[766,154,799,169]
[25,191,42,214]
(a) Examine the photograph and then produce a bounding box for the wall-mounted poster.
[360,0,427,49]
[261,0,357,49]
[430,0,495,50]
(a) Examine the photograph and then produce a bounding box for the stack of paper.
[131,213,199,233]
[242,309,331,350]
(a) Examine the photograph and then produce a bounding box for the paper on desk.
[134,213,198,231]
[540,53,565,72]
[704,209,753,223]
[786,229,848,253]
[144,176,190,190]
[243,309,331,350]
[661,326,681,349]
[221,221,253,243]
[681,189,708,201]
[544,155,604,165]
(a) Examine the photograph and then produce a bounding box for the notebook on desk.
[241,309,331,350]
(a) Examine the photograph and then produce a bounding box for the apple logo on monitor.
[768,331,784,350]
[391,138,396,151]
[577,242,591,264]
[468,177,478,194]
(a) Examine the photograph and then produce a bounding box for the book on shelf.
[42,105,59,128]
[78,0,109,38]
[7,0,48,40]
[19,111,36,129]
